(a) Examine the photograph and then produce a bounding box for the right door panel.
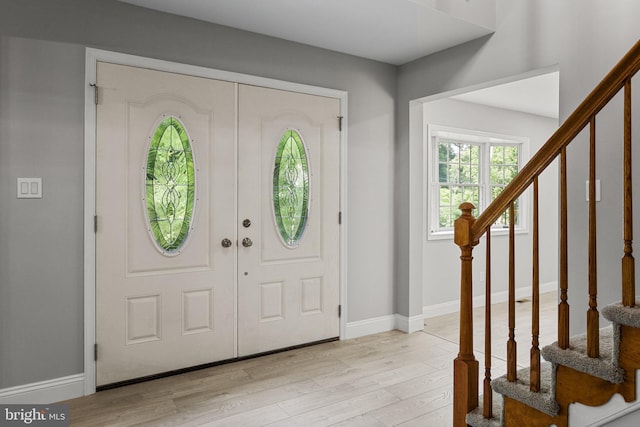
[237,85,341,356]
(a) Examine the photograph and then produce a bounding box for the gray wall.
[0,37,85,388]
[396,0,640,335]
[0,0,396,388]
[2,0,640,393]
[420,98,558,307]
[607,409,640,427]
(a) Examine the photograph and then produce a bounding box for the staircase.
[453,39,640,427]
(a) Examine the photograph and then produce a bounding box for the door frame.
[83,48,348,395]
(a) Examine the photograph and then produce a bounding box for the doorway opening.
[410,68,560,321]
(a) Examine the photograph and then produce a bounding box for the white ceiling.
[117,1,556,117]
[451,72,560,119]
[118,0,495,65]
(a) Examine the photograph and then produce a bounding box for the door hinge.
[94,215,98,233]
[90,83,98,105]
[94,343,98,361]
[338,115,344,131]
[338,305,342,318]
[338,211,342,225]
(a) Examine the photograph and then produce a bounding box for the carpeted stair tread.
[603,301,640,328]
[491,362,559,417]
[466,393,503,427]
[541,326,624,384]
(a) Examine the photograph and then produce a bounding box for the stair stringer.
[568,370,640,427]
[561,323,640,426]
[551,321,640,426]
[542,324,640,426]
[467,305,640,427]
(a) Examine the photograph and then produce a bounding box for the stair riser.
[503,396,566,427]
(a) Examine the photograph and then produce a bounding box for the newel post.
[453,202,479,427]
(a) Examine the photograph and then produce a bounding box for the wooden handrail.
[470,39,640,241]
[453,39,640,426]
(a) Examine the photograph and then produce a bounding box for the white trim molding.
[408,66,561,355]
[345,315,397,339]
[345,313,425,339]
[423,281,558,320]
[0,374,84,404]
[395,314,426,334]
[425,123,530,240]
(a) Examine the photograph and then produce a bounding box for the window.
[427,125,528,239]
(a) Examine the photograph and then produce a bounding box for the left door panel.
[96,62,236,386]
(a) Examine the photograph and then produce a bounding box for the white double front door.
[95,62,340,386]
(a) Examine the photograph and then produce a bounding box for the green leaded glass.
[145,116,195,254]
[273,129,310,247]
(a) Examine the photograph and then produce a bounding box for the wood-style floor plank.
[63,292,557,426]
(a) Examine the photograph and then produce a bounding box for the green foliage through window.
[145,116,195,254]
[490,145,520,227]
[437,141,481,228]
[273,129,310,247]
[434,133,521,232]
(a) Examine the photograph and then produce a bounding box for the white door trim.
[83,48,348,396]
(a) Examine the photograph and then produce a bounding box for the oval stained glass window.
[273,129,310,248]
[145,116,196,254]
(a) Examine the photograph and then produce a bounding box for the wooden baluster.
[531,177,541,392]
[507,202,517,382]
[453,202,479,427]
[588,116,600,358]
[559,147,570,349]
[483,228,493,419]
[622,79,635,307]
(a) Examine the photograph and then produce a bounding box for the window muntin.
[145,116,196,255]
[428,125,527,239]
[437,141,481,228]
[273,129,310,248]
[490,145,520,227]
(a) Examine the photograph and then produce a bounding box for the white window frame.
[426,124,529,240]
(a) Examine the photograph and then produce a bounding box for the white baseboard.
[345,314,396,339]
[395,314,425,334]
[0,374,85,404]
[423,281,558,320]
[345,312,426,339]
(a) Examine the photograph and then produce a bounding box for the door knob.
[221,238,232,248]
[243,219,252,228]
[242,237,253,248]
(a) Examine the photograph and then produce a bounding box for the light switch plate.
[17,178,42,199]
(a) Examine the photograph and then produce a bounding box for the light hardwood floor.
[64,292,557,426]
